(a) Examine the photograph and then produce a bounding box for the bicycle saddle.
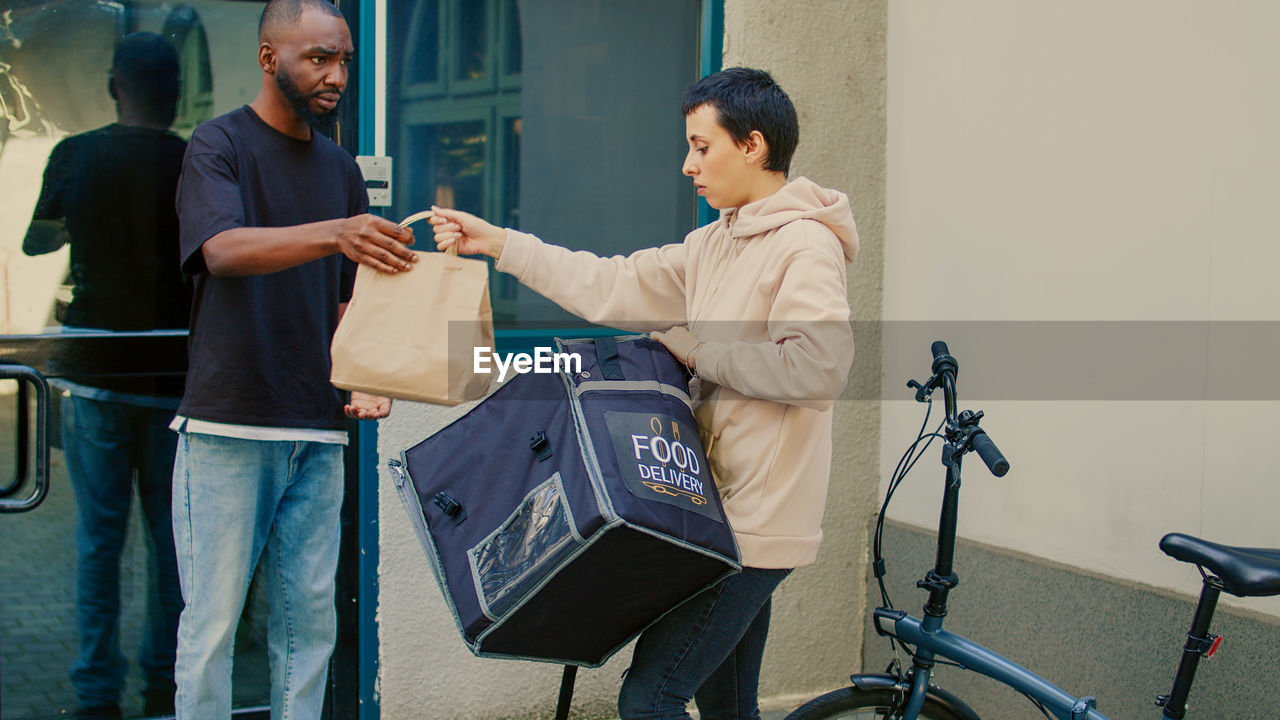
[1160,533,1280,597]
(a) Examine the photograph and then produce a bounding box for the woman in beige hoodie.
[432,67,857,720]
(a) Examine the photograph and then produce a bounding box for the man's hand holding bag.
[331,210,494,405]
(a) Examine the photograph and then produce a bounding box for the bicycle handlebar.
[920,340,1010,477]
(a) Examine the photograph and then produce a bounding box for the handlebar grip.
[971,430,1010,477]
[931,341,951,363]
[930,340,958,378]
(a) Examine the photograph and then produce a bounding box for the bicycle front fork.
[900,661,935,719]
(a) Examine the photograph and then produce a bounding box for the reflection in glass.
[407,0,439,85]
[163,5,215,138]
[410,120,487,215]
[455,0,489,82]
[0,0,229,336]
[501,117,521,228]
[492,116,522,319]
[501,0,522,77]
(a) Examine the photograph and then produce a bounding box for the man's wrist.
[329,216,350,255]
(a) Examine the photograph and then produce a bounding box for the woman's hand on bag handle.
[429,206,507,259]
[337,214,417,274]
[650,327,705,372]
[344,391,392,420]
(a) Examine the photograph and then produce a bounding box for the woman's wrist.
[488,228,507,259]
[686,341,705,373]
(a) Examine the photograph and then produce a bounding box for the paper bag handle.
[398,209,458,257]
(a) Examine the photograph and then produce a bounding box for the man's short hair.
[681,67,799,176]
[111,31,180,106]
[259,0,344,42]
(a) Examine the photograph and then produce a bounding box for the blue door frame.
[352,3,723,716]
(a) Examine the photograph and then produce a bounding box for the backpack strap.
[593,337,624,380]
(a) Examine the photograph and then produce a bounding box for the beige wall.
[374,1,887,717]
[883,1,1280,618]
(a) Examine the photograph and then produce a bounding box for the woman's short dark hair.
[680,67,799,175]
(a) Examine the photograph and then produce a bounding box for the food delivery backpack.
[389,335,741,667]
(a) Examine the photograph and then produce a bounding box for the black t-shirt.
[31,124,191,330]
[29,123,191,397]
[175,106,363,430]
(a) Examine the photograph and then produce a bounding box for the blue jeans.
[63,395,182,707]
[171,432,343,720]
[618,567,792,720]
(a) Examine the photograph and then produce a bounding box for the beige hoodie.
[496,176,858,568]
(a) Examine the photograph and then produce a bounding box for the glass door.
[0,2,272,717]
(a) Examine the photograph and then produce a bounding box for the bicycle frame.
[872,441,1111,720]
[873,553,1225,720]
[872,342,1223,720]
[874,606,1110,720]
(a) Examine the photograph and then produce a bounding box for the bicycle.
[784,341,1280,720]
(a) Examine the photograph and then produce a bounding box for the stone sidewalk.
[0,440,172,719]
[0,394,269,719]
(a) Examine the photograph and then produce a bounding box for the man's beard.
[276,65,340,134]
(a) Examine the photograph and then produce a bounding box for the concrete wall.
[874,0,1280,712]
[882,0,1280,617]
[374,1,887,717]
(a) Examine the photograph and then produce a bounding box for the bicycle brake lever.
[907,378,933,403]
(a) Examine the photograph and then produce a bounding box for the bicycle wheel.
[784,684,978,720]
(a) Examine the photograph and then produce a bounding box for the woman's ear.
[744,130,770,166]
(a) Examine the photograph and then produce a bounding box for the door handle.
[0,364,51,513]
[0,381,30,498]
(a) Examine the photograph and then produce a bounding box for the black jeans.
[617,567,792,720]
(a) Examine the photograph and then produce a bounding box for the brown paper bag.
[330,210,494,405]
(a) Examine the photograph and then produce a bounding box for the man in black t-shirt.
[170,1,417,717]
[24,31,189,719]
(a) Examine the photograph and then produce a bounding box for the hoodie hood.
[728,176,859,264]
